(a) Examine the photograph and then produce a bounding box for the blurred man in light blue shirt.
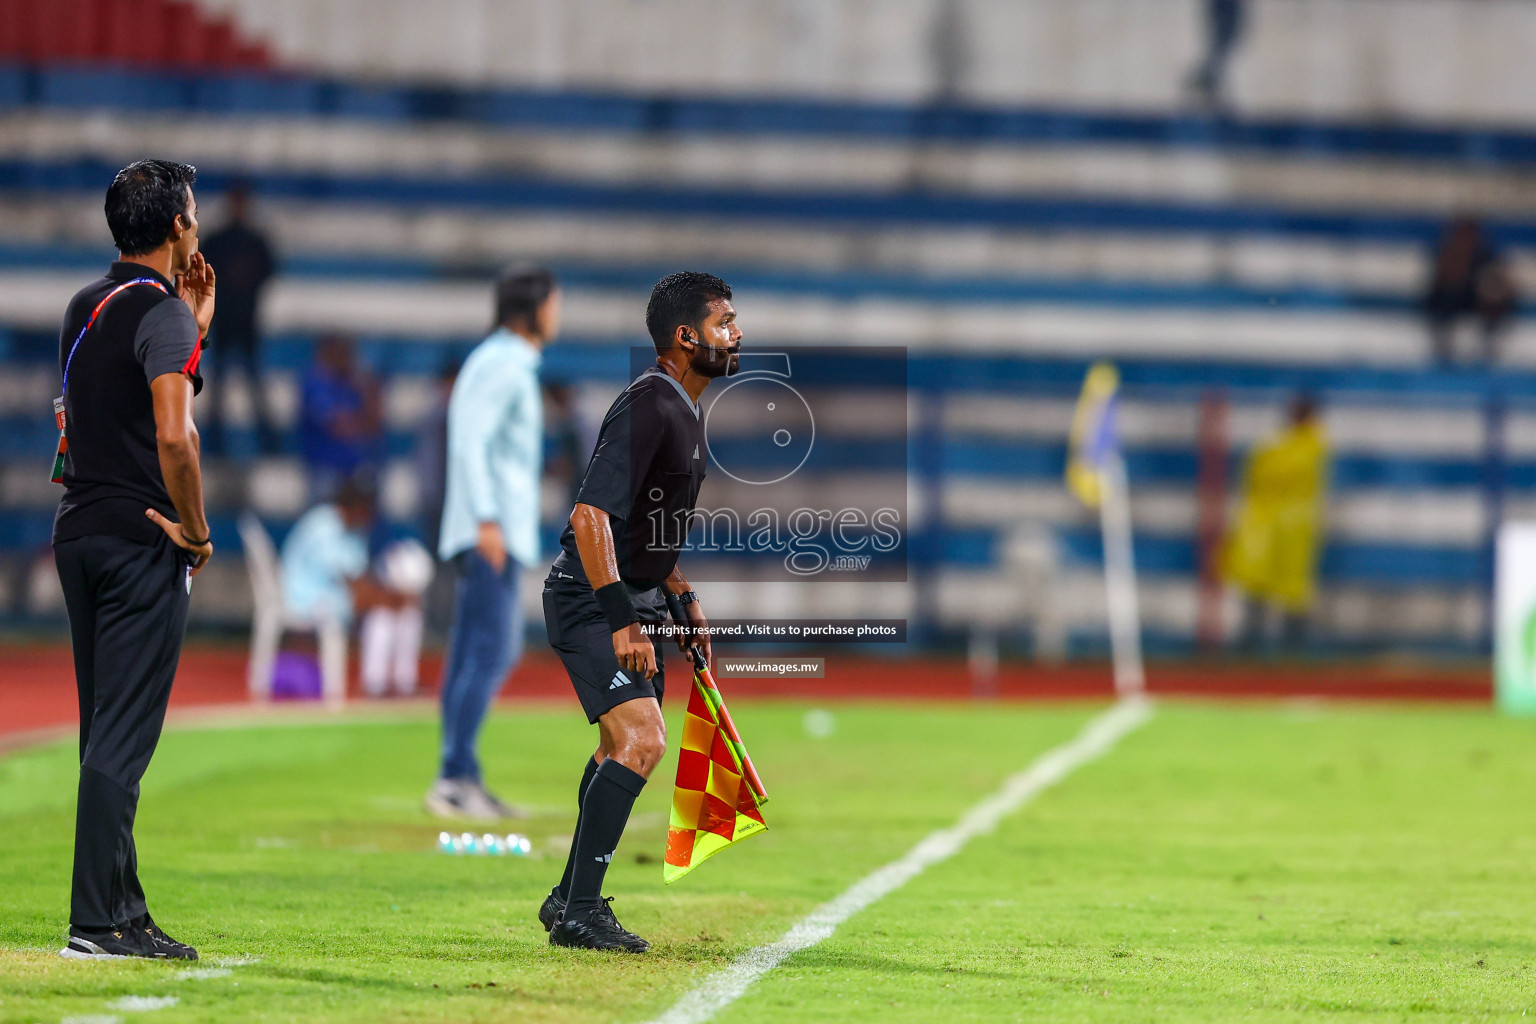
[427,266,560,820]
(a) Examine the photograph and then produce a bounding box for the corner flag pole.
[1098,453,1146,698]
[1067,362,1146,700]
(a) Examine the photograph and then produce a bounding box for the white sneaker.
[463,782,528,820]
[427,779,509,822]
[423,779,482,822]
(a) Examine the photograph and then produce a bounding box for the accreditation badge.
[50,396,66,484]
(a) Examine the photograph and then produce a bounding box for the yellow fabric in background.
[1066,361,1120,508]
[1220,419,1330,612]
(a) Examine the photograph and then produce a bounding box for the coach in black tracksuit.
[54,161,216,961]
[538,272,741,953]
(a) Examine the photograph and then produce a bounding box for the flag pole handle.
[664,593,768,802]
[688,645,769,803]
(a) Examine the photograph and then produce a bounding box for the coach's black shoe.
[133,913,198,960]
[548,898,650,953]
[538,887,566,932]
[60,925,165,960]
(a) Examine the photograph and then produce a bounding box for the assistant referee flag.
[664,654,767,883]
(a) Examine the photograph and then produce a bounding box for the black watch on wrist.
[675,590,698,606]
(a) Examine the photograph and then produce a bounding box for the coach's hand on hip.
[145,508,213,575]
[613,622,657,679]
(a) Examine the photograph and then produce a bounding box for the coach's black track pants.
[54,533,190,930]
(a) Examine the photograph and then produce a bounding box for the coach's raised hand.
[177,250,216,339]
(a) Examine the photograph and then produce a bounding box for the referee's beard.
[690,343,740,379]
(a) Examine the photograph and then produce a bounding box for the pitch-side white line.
[105,996,178,1011]
[643,697,1154,1024]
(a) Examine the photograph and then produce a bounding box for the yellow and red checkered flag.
[664,648,767,883]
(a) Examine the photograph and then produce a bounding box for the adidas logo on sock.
[609,671,629,690]
[595,851,613,863]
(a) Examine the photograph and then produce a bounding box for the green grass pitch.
[2,699,1535,1022]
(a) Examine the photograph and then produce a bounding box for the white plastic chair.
[238,512,348,710]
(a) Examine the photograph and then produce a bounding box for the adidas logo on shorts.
[609,671,629,690]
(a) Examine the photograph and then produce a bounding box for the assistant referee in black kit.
[538,272,740,952]
[54,160,216,960]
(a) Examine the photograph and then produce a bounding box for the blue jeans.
[438,550,522,781]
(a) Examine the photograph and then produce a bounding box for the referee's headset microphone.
[681,328,740,377]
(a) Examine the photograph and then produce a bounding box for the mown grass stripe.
[643,697,1154,1024]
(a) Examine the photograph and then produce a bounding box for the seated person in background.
[281,479,423,698]
[299,335,384,499]
[1423,216,1519,365]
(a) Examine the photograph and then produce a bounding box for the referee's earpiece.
[678,325,737,378]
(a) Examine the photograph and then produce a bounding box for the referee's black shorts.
[542,571,666,723]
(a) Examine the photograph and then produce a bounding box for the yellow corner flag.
[1066,361,1121,508]
[664,651,768,883]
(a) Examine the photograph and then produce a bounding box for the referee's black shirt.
[53,262,202,548]
[557,364,706,588]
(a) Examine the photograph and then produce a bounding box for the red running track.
[0,641,1491,742]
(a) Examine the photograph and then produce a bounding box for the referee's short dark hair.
[646,271,732,351]
[105,160,197,257]
[495,264,557,329]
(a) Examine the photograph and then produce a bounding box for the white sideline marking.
[179,967,233,980]
[61,1015,122,1024]
[106,995,178,1011]
[643,698,1154,1024]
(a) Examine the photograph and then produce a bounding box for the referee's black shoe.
[133,913,198,960]
[548,898,650,953]
[538,887,565,932]
[61,925,165,960]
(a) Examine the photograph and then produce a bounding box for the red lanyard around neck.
[61,277,169,399]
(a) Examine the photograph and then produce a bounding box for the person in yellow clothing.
[1220,394,1329,650]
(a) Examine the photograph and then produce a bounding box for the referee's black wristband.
[182,533,210,547]
[594,581,639,633]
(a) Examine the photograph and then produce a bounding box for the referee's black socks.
[565,758,647,919]
[555,756,601,902]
